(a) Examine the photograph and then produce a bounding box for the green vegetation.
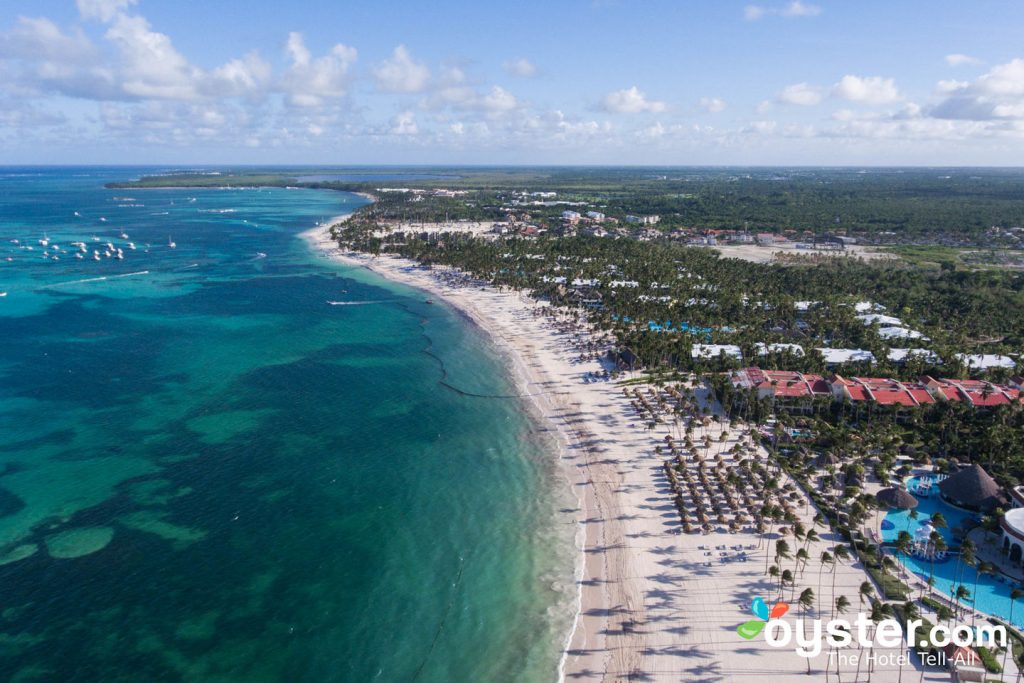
[976,645,1002,673]
[113,166,1024,242]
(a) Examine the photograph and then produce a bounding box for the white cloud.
[103,13,201,100]
[372,45,430,93]
[745,1,820,20]
[832,75,901,105]
[744,5,767,20]
[76,0,137,22]
[503,57,537,78]
[782,1,820,17]
[931,58,1024,121]
[699,97,726,113]
[777,82,822,106]
[976,58,1024,97]
[390,110,418,135]
[480,86,519,112]
[205,52,272,99]
[280,32,357,107]
[946,53,982,67]
[602,86,666,114]
[0,16,95,62]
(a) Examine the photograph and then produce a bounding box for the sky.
[1,0,1024,165]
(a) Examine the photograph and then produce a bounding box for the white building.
[956,353,1016,370]
[692,344,743,360]
[586,211,605,221]
[625,215,660,225]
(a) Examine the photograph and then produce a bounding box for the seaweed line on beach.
[399,301,552,401]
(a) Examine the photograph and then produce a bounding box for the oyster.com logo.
[736,596,789,640]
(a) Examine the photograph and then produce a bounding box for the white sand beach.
[303,223,947,683]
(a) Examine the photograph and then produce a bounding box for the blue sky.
[2,0,1023,164]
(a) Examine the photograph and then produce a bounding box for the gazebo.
[876,486,918,511]
[937,464,1005,512]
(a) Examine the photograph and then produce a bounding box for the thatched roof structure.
[876,487,918,510]
[938,464,1005,511]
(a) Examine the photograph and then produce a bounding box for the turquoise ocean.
[0,168,575,682]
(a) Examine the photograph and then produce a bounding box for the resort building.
[956,353,1017,370]
[730,367,830,412]
[692,344,742,361]
[1001,508,1024,563]
[624,215,660,225]
[830,376,936,408]
[816,348,876,366]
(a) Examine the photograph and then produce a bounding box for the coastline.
[301,221,914,682]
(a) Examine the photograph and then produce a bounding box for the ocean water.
[0,168,574,682]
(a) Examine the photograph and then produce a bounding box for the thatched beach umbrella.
[938,464,1006,511]
[876,486,919,511]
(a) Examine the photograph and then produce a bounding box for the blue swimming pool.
[882,476,1024,628]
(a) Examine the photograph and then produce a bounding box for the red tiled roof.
[908,389,935,404]
[964,391,1010,407]
[871,388,917,406]
[845,385,871,401]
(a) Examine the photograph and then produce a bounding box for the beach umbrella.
[875,486,919,511]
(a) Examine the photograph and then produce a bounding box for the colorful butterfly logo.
[736,596,789,639]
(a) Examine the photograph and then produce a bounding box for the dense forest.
[114,166,1024,241]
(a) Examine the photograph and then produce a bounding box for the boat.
[425,299,433,304]
[120,232,129,239]
[168,237,176,249]
[0,292,6,297]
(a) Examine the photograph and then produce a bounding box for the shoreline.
[302,220,920,682]
[300,220,589,682]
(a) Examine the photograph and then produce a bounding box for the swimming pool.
[882,476,1024,628]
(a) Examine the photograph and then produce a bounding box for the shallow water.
[0,168,574,682]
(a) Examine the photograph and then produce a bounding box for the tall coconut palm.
[1002,587,1024,677]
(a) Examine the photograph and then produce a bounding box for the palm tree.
[782,569,795,601]
[798,587,816,675]
[899,601,920,683]
[971,561,993,628]
[831,545,851,618]
[834,595,851,680]
[894,530,912,581]
[818,551,833,616]
[1002,587,1024,676]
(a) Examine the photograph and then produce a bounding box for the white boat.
[93,251,100,260]
[75,252,83,259]
[120,232,129,239]
[39,235,49,247]
[99,217,107,222]
[168,237,176,249]
[0,292,6,297]
[128,242,136,250]
[74,211,81,217]
[115,249,123,259]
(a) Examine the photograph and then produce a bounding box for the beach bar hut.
[938,464,1005,512]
